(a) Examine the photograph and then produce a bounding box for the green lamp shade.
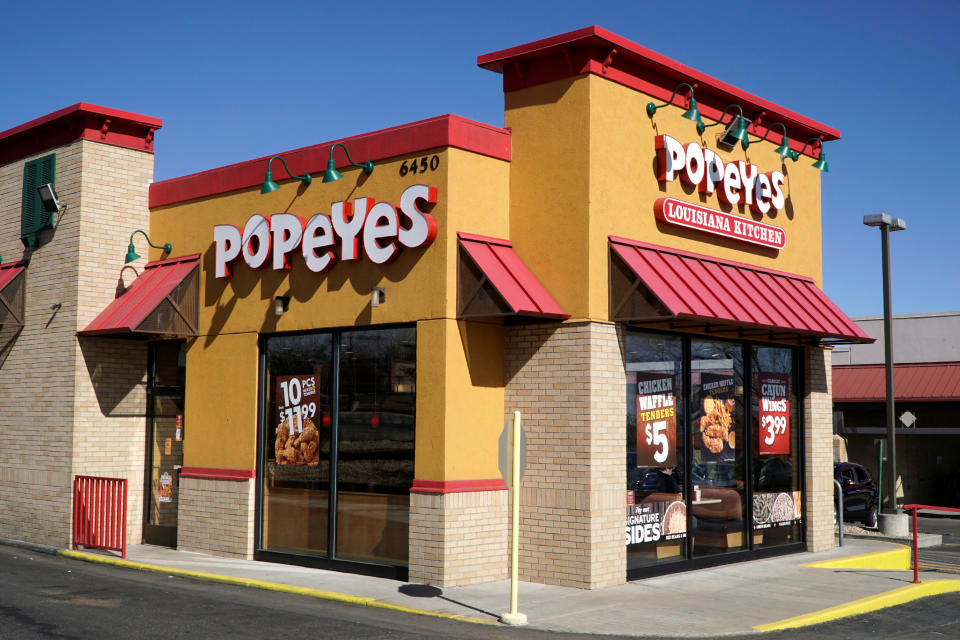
[813,151,829,172]
[734,120,750,150]
[681,98,701,125]
[323,158,343,183]
[260,170,280,194]
[774,138,792,160]
[125,243,140,264]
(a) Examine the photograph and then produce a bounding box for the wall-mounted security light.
[699,104,750,151]
[791,137,829,172]
[645,82,704,132]
[125,229,172,263]
[371,286,386,307]
[37,183,63,214]
[323,143,375,183]
[261,155,312,194]
[274,296,290,316]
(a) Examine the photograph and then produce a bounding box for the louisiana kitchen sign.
[654,198,786,250]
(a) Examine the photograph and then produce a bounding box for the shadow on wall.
[0,325,23,369]
[78,337,148,417]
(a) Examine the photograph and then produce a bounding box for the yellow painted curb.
[59,550,495,625]
[754,580,960,632]
[802,544,911,571]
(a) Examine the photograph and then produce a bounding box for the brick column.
[409,489,508,586]
[504,321,625,589]
[804,346,835,552]
[178,477,256,558]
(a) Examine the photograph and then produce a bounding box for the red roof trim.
[411,479,508,493]
[150,115,511,208]
[833,363,960,403]
[478,26,839,153]
[457,232,568,319]
[0,261,27,289]
[78,254,200,336]
[0,103,161,165]
[609,236,872,343]
[179,467,255,480]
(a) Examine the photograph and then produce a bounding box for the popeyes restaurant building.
[0,27,872,588]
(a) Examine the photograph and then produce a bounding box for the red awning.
[0,261,27,326]
[834,363,960,403]
[457,232,567,319]
[609,236,872,344]
[80,254,200,337]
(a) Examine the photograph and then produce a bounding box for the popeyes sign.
[655,135,787,250]
[214,184,437,278]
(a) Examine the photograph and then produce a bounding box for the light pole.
[863,213,907,535]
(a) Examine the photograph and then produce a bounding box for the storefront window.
[260,327,414,568]
[262,333,333,555]
[690,340,745,557]
[336,328,415,565]
[751,346,801,548]
[626,333,685,570]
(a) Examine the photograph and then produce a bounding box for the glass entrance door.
[143,341,186,547]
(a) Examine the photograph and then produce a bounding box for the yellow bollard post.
[500,411,527,626]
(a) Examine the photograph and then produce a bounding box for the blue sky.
[2,1,957,317]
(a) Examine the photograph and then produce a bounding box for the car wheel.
[865,503,878,529]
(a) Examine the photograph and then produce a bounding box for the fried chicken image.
[699,396,733,454]
[275,416,320,465]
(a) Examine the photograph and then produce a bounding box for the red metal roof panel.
[79,254,200,335]
[833,363,960,402]
[0,261,26,290]
[609,236,872,343]
[458,233,567,319]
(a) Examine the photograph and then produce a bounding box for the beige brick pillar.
[804,346,835,552]
[504,321,625,589]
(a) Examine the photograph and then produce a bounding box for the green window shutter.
[21,153,56,246]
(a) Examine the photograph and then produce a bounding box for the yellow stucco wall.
[151,147,510,477]
[505,74,825,322]
[182,332,259,469]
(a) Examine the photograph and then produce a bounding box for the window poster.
[698,372,736,462]
[752,491,802,529]
[274,374,320,466]
[626,498,686,545]
[635,373,677,467]
[758,372,790,456]
[158,471,173,503]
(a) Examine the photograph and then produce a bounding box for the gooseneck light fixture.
[750,122,794,161]
[260,155,312,194]
[645,83,704,131]
[323,142,375,183]
[125,229,172,264]
[700,104,750,150]
[791,137,829,172]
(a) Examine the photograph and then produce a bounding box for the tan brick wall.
[0,138,154,548]
[504,321,625,589]
[804,346,835,552]
[178,477,255,558]
[409,489,508,586]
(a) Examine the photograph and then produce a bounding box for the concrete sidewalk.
[61,539,960,637]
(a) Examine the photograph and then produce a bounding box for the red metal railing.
[72,476,127,558]
[903,503,960,584]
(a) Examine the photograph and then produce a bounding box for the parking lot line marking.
[753,580,960,632]
[802,544,910,570]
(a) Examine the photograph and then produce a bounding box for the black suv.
[834,462,879,528]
